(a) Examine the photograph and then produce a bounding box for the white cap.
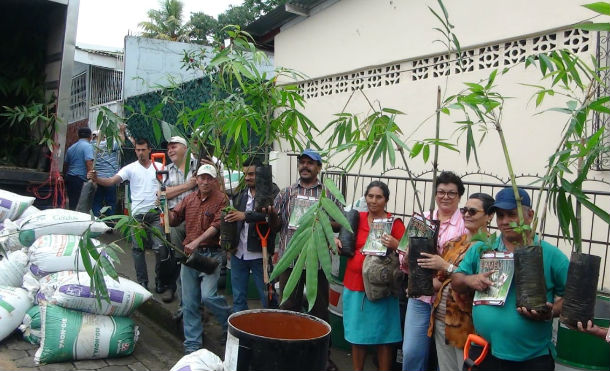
[92,130,99,136]
[197,164,217,178]
[168,136,187,147]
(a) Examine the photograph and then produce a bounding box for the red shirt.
[170,189,228,248]
[343,211,406,291]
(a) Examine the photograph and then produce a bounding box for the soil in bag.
[407,236,436,297]
[338,209,359,257]
[254,165,274,211]
[560,252,601,328]
[220,209,237,253]
[76,181,97,213]
[514,245,549,313]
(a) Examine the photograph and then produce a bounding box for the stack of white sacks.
[0,189,151,365]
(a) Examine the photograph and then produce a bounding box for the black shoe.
[139,282,149,291]
[162,289,175,303]
[156,284,166,294]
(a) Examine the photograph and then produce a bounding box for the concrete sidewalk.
[102,232,377,370]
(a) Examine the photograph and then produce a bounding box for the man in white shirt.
[89,138,173,292]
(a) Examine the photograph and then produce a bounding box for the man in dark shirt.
[169,164,230,355]
[224,156,279,312]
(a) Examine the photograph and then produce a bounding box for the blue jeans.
[92,184,116,216]
[181,248,231,353]
[230,255,267,312]
[402,299,432,371]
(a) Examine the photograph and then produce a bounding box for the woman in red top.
[340,181,405,371]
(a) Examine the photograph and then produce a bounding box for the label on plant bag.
[474,251,514,306]
[288,195,317,230]
[362,217,393,256]
[397,213,437,253]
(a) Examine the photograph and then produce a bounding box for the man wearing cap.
[267,149,340,371]
[159,136,198,303]
[88,138,173,294]
[169,164,231,355]
[64,127,94,210]
[452,187,569,370]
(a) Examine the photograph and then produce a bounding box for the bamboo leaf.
[79,237,94,277]
[305,237,318,311]
[323,178,346,206]
[270,231,308,281]
[320,197,351,231]
[583,2,610,15]
[279,246,308,305]
[315,226,334,282]
[318,210,338,253]
[576,22,610,31]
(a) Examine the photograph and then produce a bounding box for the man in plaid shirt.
[268,149,340,371]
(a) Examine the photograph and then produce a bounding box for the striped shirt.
[166,157,198,209]
[274,179,339,259]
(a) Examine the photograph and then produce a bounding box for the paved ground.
[0,231,379,370]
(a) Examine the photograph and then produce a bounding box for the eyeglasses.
[436,190,459,199]
[460,207,483,216]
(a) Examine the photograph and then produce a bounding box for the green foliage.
[269,188,350,310]
[138,0,191,42]
[182,27,318,169]
[123,77,213,147]
[78,226,124,307]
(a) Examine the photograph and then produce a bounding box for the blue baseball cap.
[492,187,531,211]
[297,149,322,165]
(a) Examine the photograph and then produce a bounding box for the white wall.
[123,36,207,99]
[268,0,610,289]
[275,0,592,80]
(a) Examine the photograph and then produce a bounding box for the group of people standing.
[65,130,601,371]
[341,170,570,371]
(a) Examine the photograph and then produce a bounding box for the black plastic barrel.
[224,309,331,371]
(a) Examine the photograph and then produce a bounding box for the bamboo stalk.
[429,86,441,217]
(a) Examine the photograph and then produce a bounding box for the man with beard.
[224,156,279,312]
[267,149,339,371]
[88,138,173,293]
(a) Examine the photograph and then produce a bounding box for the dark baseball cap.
[297,149,322,165]
[78,127,92,138]
[492,187,531,211]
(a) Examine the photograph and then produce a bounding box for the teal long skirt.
[342,287,402,345]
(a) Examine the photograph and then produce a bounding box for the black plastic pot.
[514,245,549,313]
[407,236,436,297]
[225,309,331,371]
[560,252,601,328]
[220,210,238,253]
[182,252,219,274]
[254,165,274,211]
[337,209,359,257]
[76,181,97,213]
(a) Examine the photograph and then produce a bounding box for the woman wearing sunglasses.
[417,193,495,371]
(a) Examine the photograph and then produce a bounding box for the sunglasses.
[460,207,483,216]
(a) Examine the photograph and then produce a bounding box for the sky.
[76,0,244,50]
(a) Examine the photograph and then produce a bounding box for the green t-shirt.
[455,236,569,362]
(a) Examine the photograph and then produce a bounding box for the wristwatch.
[446,263,456,273]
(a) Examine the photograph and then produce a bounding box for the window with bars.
[69,72,88,123]
[90,66,123,107]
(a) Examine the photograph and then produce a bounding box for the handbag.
[362,251,403,301]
